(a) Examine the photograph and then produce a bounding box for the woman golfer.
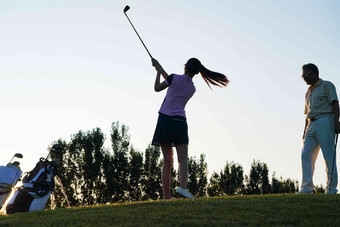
[151,58,229,199]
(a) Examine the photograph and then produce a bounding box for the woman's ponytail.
[186,58,229,89]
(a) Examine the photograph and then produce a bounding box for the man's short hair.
[302,63,319,76]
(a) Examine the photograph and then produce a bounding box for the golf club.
[123,5,153,59]
[8,153,23,164]
[329,133,338,193]
[12,161,20,166]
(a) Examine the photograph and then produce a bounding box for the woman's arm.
[152,58,169,92]
[154,71,169,92]
[152,58,169,79]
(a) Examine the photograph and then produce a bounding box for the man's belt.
[309,114,333,122]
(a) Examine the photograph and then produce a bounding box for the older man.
[300,63,340,194]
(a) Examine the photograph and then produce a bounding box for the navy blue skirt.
[152,113,189,146]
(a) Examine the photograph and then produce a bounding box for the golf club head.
[14,153,23,159]
[124,5,130,13]
[12,161,20,166]
[6,161,20,167]
[50,144,63,166]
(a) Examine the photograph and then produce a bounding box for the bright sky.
[1,0,340,190]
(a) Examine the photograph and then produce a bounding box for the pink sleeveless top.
[159,74,196,118]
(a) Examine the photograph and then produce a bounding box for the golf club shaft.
[330,133,338,191]
[8,157,14,164]
[124,12,153,59]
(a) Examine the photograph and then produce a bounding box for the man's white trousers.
[301,115,338,194]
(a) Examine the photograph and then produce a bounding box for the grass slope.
[1,194,340,226]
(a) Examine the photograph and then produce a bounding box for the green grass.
[1,194,340,226]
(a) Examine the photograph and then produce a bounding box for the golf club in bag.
[4,144,63,214]
[0,153,23,210]
[123,5,153,59]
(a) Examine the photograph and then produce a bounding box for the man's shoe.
[176,187,195,199]
[298,189,313,194]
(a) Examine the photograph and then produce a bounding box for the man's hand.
[302,118,308,140]
[332,101,340,134]
[335,121,340,134]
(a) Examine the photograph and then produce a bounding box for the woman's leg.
[160,143,173,199]
[175,143,188,189]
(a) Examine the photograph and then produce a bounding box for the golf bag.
[4,144,62,214]
[0,163,22,210]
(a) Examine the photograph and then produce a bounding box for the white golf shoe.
[176,187,195,199]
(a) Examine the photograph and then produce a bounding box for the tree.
[101,149,115,203]
[128,146,144,201]
[142,144,162,200]
[207,172,222,197]
[82,128,106,205]
[197,154,208,197]
[92,128,107,204]
[260,162,270,194]
[314,185,325,194]
[63,132,85,206]
[220,162,244,195]
[109,122,131,202]
[187,156,199,196]
[271,172,299,194]
[53,128,107,206]
[51,121,303,207]
[187,154,208,197]
[50,139,70,208]
[245,160,270,195]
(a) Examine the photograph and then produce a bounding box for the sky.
[1,0,340,190]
